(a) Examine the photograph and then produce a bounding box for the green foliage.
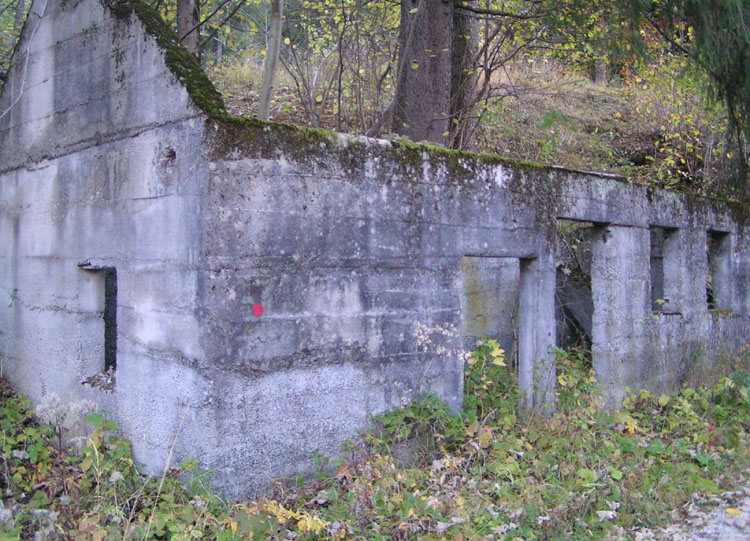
[0,392,229,539]
[3,343,750,539]
[554,346,597,409]
[623,0,750,190]
[372,392,467,461]
[464,337,520,425]
[0,0,28,77]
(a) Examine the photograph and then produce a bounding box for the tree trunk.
[593,58,608,85]
[592,10,609,85]
[392,0,453,145]
[215,38,223,66]
[259,0,284,121]
[13,0,27,34]
[449,0,478,148]
[178,0,200,58]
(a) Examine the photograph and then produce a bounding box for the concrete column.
[736,233,750,316]
[708,231,732,311]
[661,228,684,312]
[518,255,556,413]
[591,224,650,406]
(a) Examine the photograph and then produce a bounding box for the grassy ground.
[2,341,750,539]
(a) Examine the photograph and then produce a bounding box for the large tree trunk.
[178,0,200,58]
[450,0,478,148]
[259,0,284,120]
[392,0,453,145]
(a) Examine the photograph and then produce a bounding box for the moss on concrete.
[205,112,562,186]
[109,1,226,118]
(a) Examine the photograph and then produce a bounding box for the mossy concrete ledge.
[1,0,750,497]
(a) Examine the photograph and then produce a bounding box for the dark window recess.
[555,219,594,351]
[103,268,117,371]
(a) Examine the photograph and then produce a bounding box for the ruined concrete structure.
[1,0,749,496]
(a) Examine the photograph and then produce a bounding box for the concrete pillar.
[708,231,732,311]
[518,255,556,413]
[591,224,650,406]
[736,233,750,316]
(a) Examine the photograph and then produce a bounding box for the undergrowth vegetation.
[3,342,750,539]
[211,51,741,199]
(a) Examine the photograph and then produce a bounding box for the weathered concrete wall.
[1,0,749,497]
[0,0,211,478]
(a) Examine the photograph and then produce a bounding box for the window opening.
[78,263,118,376]
[555,219,594,351]
[103,268,117,371]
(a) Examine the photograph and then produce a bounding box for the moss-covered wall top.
[109,1,226,118]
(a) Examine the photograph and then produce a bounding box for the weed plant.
[2,342,750,539]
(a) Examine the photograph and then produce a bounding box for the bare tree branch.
[180,0,232,41]
[454,1,549,20]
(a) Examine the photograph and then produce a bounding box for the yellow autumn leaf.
[492,357,506,367]
[625,419,639,435]
[726,508,742,515]
[298,515,327,534]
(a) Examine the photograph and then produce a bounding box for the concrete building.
[1,0,749,496]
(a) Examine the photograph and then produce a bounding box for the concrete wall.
[1,0,749,496]
[0,0,210,478]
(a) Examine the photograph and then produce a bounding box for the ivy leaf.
[578,468,596,484]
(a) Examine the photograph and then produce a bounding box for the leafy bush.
[3,341,750,539]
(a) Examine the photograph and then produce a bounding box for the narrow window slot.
[104,268,117,371]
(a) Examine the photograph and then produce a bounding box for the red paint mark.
[252,303,264,317]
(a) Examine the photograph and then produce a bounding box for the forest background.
[1,0,749,199]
